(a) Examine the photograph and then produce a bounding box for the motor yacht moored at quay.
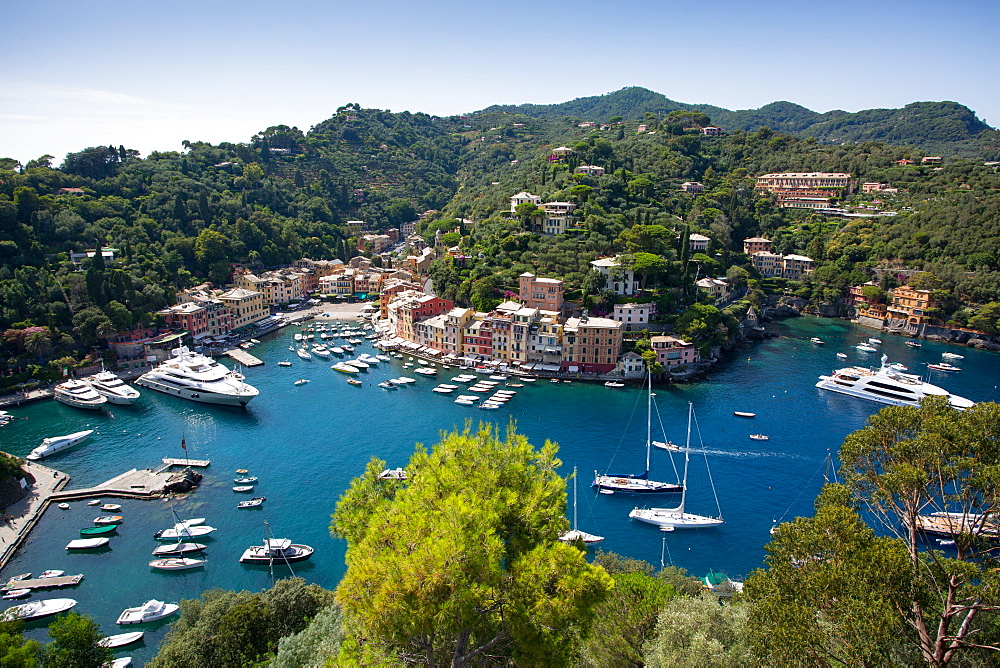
[84,369,140,405]
[135,346,259,407]
[816,355,974,410]
[53,379,108,410]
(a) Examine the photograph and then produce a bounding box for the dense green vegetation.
[0,611,112,667]
[2,92,999,386]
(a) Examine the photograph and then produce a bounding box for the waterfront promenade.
[0,460,69,570]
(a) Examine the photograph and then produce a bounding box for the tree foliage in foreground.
[745,484,916,666]
[44,611,112,668]
[147,577,335,668]
[330,423,613,666]
[747,398,1000,667]
[644,593,751,667]
[840,397,1000,666]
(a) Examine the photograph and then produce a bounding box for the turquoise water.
[1,318,997,664]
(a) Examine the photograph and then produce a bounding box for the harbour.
[0,314,997,664]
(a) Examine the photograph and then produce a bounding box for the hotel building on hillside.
[755,172,853,209]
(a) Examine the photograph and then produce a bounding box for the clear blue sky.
[2,0,996,164]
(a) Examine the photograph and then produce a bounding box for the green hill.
[478,87,999,159]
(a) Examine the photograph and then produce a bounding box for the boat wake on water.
[684,447,812,461]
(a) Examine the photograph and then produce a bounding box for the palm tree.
[24,329,52,364]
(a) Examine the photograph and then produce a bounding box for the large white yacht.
[816,355,974,410]
[84,370,140,405]
[135,347,259,407]
[53,379,108,410]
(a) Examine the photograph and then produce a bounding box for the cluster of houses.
[380,270,699,377]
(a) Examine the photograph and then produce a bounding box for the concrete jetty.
[0,458,193,572]
[226,349,264,366]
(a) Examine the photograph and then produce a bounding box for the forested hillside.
[2,93,1000,381]
[483,87,1000,159]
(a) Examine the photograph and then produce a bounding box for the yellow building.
[218,288,267,330]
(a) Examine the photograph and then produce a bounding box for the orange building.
[888,286,938,325]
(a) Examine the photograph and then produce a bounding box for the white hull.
[117,600,179,625]
[816,359,974,410]
[54,395,106,410]
[27,430,93,461]
[629,507,725,529]
[134,376,254,407]
[0,598,77,622]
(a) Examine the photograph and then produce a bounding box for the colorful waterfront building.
[888,286,938,325]
[562,314,623,374]
[650,335,699,368]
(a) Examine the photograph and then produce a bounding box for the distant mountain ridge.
[477,87,1000,159]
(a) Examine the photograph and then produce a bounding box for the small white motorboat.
[0,598,77,622]
[87,499,101,506]
[733,411,756,418]
[39,570,65,578]
[149,557,206,571]
[233,485,254,493]
[604,381,625,388]
[152,542,206,556]
[117,599,179,625]
[652,440,683,452]
[293,378,309,386]
[836,352,848,359]
[100,504,121,512]
[99,631,144,648]
[941,352,965,360]
[749,434,770,441]
[93,515,123,525]
[238,497,266,509]
[278,361,292,367]
[2,589,31,600]
[57,503,70,510]
[66,538,109,550]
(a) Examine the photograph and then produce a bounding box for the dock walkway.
[161,458,210,468]
[5,574,84,591]
[226,349,264,366]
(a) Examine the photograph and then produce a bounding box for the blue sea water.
[0,317,997,664]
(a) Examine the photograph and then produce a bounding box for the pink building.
[518,273,564,312]
[650,335,698,368]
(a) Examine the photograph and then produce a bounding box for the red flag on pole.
[181,436,187,451]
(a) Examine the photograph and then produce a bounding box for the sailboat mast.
[681,402,693,512]
[572,466,578,531]
[645,371,652,474]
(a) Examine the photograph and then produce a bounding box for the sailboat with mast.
[559,466,604,544]
[593,371,683,494]
[628,403,724,529]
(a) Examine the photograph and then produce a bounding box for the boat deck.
[4,574,84,591]
[226,349,264,366]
